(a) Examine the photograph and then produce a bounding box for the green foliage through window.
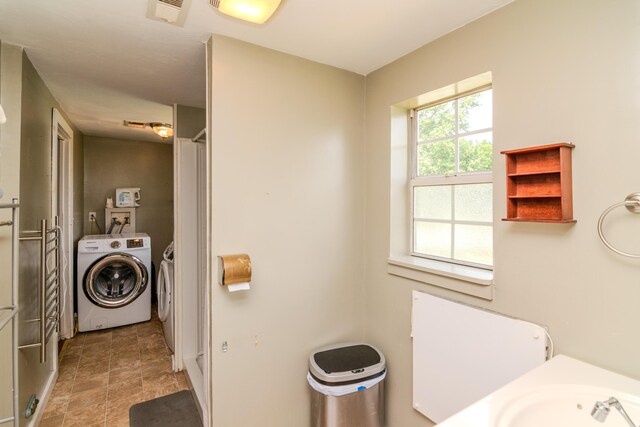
[416,90,492,176]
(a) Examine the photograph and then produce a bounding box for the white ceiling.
[0,0,512,142]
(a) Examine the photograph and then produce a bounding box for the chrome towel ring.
[597,193,640,258]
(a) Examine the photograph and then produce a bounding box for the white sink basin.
[495,385,640,427]
[437,356,640,427]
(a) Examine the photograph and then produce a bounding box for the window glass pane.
[459,90,492,133]
[412,84,493,268]
[459,132,492,173]
[414,186,451,220]
[417,100,455,141]
[454,224,493,266]
[417,140,455,176]
[454,184,492,222]
[414,221,451,258]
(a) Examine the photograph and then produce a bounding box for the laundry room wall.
[18,49,84,419]
[175,105,205,139]
[83,135,173,272]
[20,51,84,242]
[73,129,84,246]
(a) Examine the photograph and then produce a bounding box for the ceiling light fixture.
[149,122,174,139]
[209,0,281,24]
[123,120,174,139]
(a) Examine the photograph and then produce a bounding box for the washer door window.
[84,253,148,308]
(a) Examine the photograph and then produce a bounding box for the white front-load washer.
[77,233,152,332]
[157,242,174,353]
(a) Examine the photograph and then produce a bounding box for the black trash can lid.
[309,342,385,385]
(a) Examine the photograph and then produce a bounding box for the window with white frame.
[411,87,493,269]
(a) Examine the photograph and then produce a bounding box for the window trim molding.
[413,83,493,112]
[388,72,494,299]
[387,255,493,300]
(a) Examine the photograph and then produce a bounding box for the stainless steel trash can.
[308,343,386,427]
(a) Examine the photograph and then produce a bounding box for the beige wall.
[19,51,84,247]
[19,48,58,423]
[209,36,366,426]
[0,45,83,425]
[73,128,84,245]
[0,41,23,423]
[18,51,84,424]
[364,0,640,425]
[83,136,173,271]
[20,52,55,230]
[20,51,83,236]
[0,43,22,203]
[176,105,205,139]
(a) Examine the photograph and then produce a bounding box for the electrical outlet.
[88,211,96,222]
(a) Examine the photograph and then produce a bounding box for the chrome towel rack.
[0,200,20,426]
[597,193,640,258]
[18,216,60,363]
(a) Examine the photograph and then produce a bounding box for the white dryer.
[157,242,174,353]
[77,233,151,332]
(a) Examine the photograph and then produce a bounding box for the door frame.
[51,108,74,339]
[173,135,209,424]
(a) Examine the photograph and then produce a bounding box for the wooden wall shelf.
[501,143,575,223]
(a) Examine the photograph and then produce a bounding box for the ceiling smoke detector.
[147,0,192,26]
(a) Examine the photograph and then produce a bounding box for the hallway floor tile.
[40,311,187,427]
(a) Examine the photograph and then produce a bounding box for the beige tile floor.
[40,310,188,427]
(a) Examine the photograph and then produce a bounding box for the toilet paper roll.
[218,254,252,286]
[227,282,251,292]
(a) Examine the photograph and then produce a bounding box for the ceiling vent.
[147,0,192,26]
[123,120,147,129]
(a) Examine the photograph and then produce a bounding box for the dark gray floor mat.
[129,390,202,427]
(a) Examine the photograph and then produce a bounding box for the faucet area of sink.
[437,355,640,427]
[495,385,640,427]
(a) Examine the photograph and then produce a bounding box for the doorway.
[173,133,208,424]
[51,108,74,340]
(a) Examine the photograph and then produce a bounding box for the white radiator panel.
[412,291,548,423]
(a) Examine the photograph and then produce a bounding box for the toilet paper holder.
[217,254,252,286]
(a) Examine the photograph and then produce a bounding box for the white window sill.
[387,255,494,300]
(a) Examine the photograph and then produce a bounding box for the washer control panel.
[127,238,144,248]
[79,234,150,252]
